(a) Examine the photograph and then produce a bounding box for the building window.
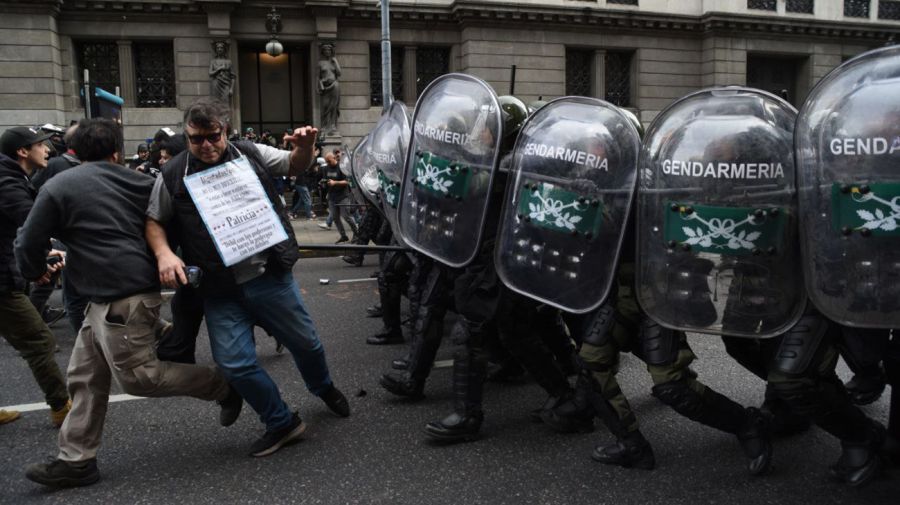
[786,0,814,13]
[416,46,451,97]
[748,0,776,10]
[370,45,403,107]
[134,42,176,108]
[844,0,870,17]
[565,49,592,97]
[76,41,120,95]
[605,51,633,107]
[879,0,900,19]
[607,0,638,4]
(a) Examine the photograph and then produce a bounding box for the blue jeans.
[290,185,313,217]
[204,270,333,431]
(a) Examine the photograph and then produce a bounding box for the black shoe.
[737,407,774,476]
[591,432,656,470]
[335,236,349,244]
[845,372,887,406]
[25,457,100,488]
[366,304,383,318]
[761,398,810,438]
[486,360,526,382]
[391,357,410,370]
[41,306,66,326]
[342,255,363,267]
[380,373,425,401]
[249,413,306,457]
[321,385,350,417]
[828,422,886,487]
[539,397,595,434]
[423,412,483,443]
[366,329,404,345]
[218,385,243,427]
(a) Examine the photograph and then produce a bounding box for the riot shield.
[636,87,805,338]
[398,73,503,267]
[350,136,380,209]
[796,45,900,328]
[366,101,411,243]
[495,97,640,313]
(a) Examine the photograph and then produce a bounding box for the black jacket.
[0,154,37,292]
[15,161,159,302]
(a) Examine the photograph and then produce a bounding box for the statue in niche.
[209,40,236,102]
[318,42,341,134]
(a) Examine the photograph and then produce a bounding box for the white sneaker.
[318,223,331,230]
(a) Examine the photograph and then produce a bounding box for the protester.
[17,118,241,488]
[145,98,350,458]
[0,126,71,427]
[319,151,357,243]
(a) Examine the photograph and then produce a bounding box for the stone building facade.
[1,0,900,153]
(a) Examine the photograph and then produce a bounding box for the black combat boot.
[379,372,424,400]
[653,383,772,476]
[591,430,656,470]
[424,348,486,443]
[391,356,410,370]
[844,369,887,406]
[540,373,595,433]
[761,385,811,438]
[827,420,886,487]
[367,275,405,345]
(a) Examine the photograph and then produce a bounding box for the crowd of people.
[0,99,350,488]
[1,73,897,495]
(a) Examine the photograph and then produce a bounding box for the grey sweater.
[15,161,160,302]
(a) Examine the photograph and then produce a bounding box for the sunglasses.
[186,131,223,145]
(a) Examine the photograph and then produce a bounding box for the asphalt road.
[0,256,896,504]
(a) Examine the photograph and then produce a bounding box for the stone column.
[592,49,606,99]
[117,40,136,106]
[403,46,417,105]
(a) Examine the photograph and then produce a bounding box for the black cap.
[0,126,52,158]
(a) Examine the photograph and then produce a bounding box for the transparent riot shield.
[367,101,411,243]
[398,73,503,267]
[495,97,640,313]
[349,136,380,209]
[797,45,900,328]
[636,87,805,338]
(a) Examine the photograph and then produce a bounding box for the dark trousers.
[0,291,69,409]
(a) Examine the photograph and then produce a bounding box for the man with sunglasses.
[145,98,350,458]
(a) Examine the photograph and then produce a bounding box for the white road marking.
[2,394,143,413]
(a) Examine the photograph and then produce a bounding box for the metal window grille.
[605,51,633,107]
[416,46,450,97]
[748,0,777,10]
[844,0,870,17]
[786,0,814,14]
[134,42,176,108]
[565,49,592,97]
[607,0,638,5]
[76,41,120,95]
[370,45,403,107]
[879,0,900,19]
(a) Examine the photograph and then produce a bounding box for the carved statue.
[209,40,236,102]
[318,43,341,134]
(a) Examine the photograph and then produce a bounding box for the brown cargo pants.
[58,292,230,462]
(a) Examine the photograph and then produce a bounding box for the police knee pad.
[639,318,680,366]
[651,380,704,420]
[773,311,832,375]
[582,303,616,348]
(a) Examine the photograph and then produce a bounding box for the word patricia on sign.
[184,156,288,266]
